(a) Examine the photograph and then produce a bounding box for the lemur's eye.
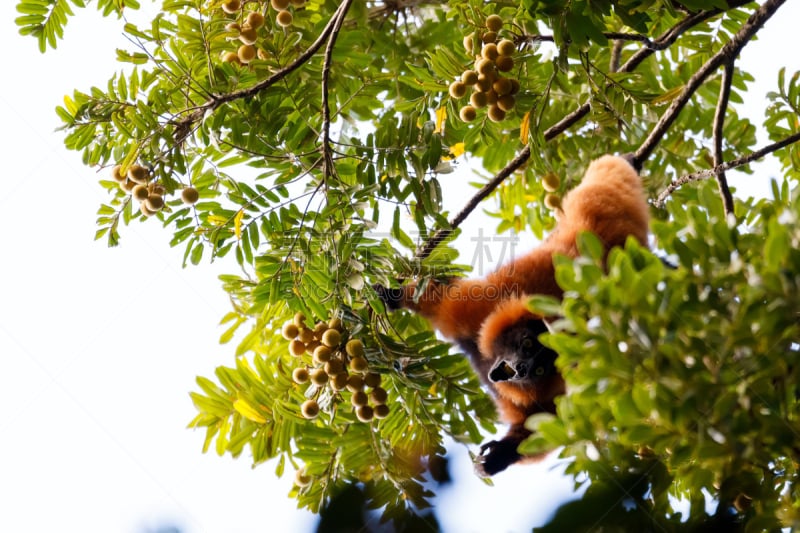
[521,338,533,349]
[535,367,545,376]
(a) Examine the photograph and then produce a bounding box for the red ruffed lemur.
[376,155,651,476]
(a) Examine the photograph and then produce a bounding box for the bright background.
[1,3,797,532]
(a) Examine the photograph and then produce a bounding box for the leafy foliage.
[527,179,800,529]
[19,0,800,527]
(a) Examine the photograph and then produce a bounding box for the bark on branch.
[321,0,356,179]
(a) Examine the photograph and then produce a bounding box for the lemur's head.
[479,298,558,385]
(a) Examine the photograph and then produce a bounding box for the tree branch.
[537,2,752,155]
[414,2,753,260]
[173,1,352,141]
[321,0,356,180]
[713,59,736,216]
[654,131,800,207]
[632,0,787,168]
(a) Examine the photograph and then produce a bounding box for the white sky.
[0,2,798,532]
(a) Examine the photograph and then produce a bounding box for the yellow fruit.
[544,193,562,210]
[149,182,166,195]
[238,44,256,63]
[127,164,149,184]
[225,22,241,33]
[222,51,240,63]
[349,356,369,373]
[346,374,365,392]
[298,327,314,344]
[509,78,520,95]
[493,77,512,96]
[487,104,506,122]
[257,48,269,60]
[310,368,328,386]
[364,372,381,388]
[111,165,126,183]
[289,339,306,357]
[485,90,498,105]
[181,187,199,205]
[369,387,388,405]
[474,74,492,92]
[276,9,293,27]
[351,390,368,407]
[481,31,497,44]
[293,312,307,328]
[495,55,514,72]
[485,14,503,32]
[292,367,309,384]
[321,329,341,348]
[304,340,320,355]
[461,70,478,86]
[476,58,495,77]
[374,403,390,419]
[481,43,499,61]
[140,201,155,217]
[221,0,241,14]
[330,372,349,391]
[345,339,365,358]
[145,194,164,212]
[120,179,137,193]
[497,94,516,112]
[313,345,332,364]
[356,405,374,422]
[300,399,319,419]
[131,184,149,202]
[469,92,487,109]
[271,0,290,9]
[246,11,265,29]
[313,321,327,339]
[238,27,258,45]
[327,317,343,331]
[324,359,344,376]
[542,172,561,192]
[448,81,467,99]
[459,105,477,122]
[497,39,515,56]
[295,468,312,487]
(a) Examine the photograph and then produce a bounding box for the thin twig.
[416,146,532,259]
[633,0,787,168]
[655,131,800,207]
[321,0,356,180]
[713,59,736,216]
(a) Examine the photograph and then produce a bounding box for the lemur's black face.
[488,318,558,384]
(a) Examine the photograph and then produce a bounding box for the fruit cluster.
[219,0,305,64]
[283,313,389,423]
[111,164,198,216]
[450,14,520,123]
[541,172,562,210]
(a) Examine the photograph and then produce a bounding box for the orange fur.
[380,155,650,475]
[398,155,648,343]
